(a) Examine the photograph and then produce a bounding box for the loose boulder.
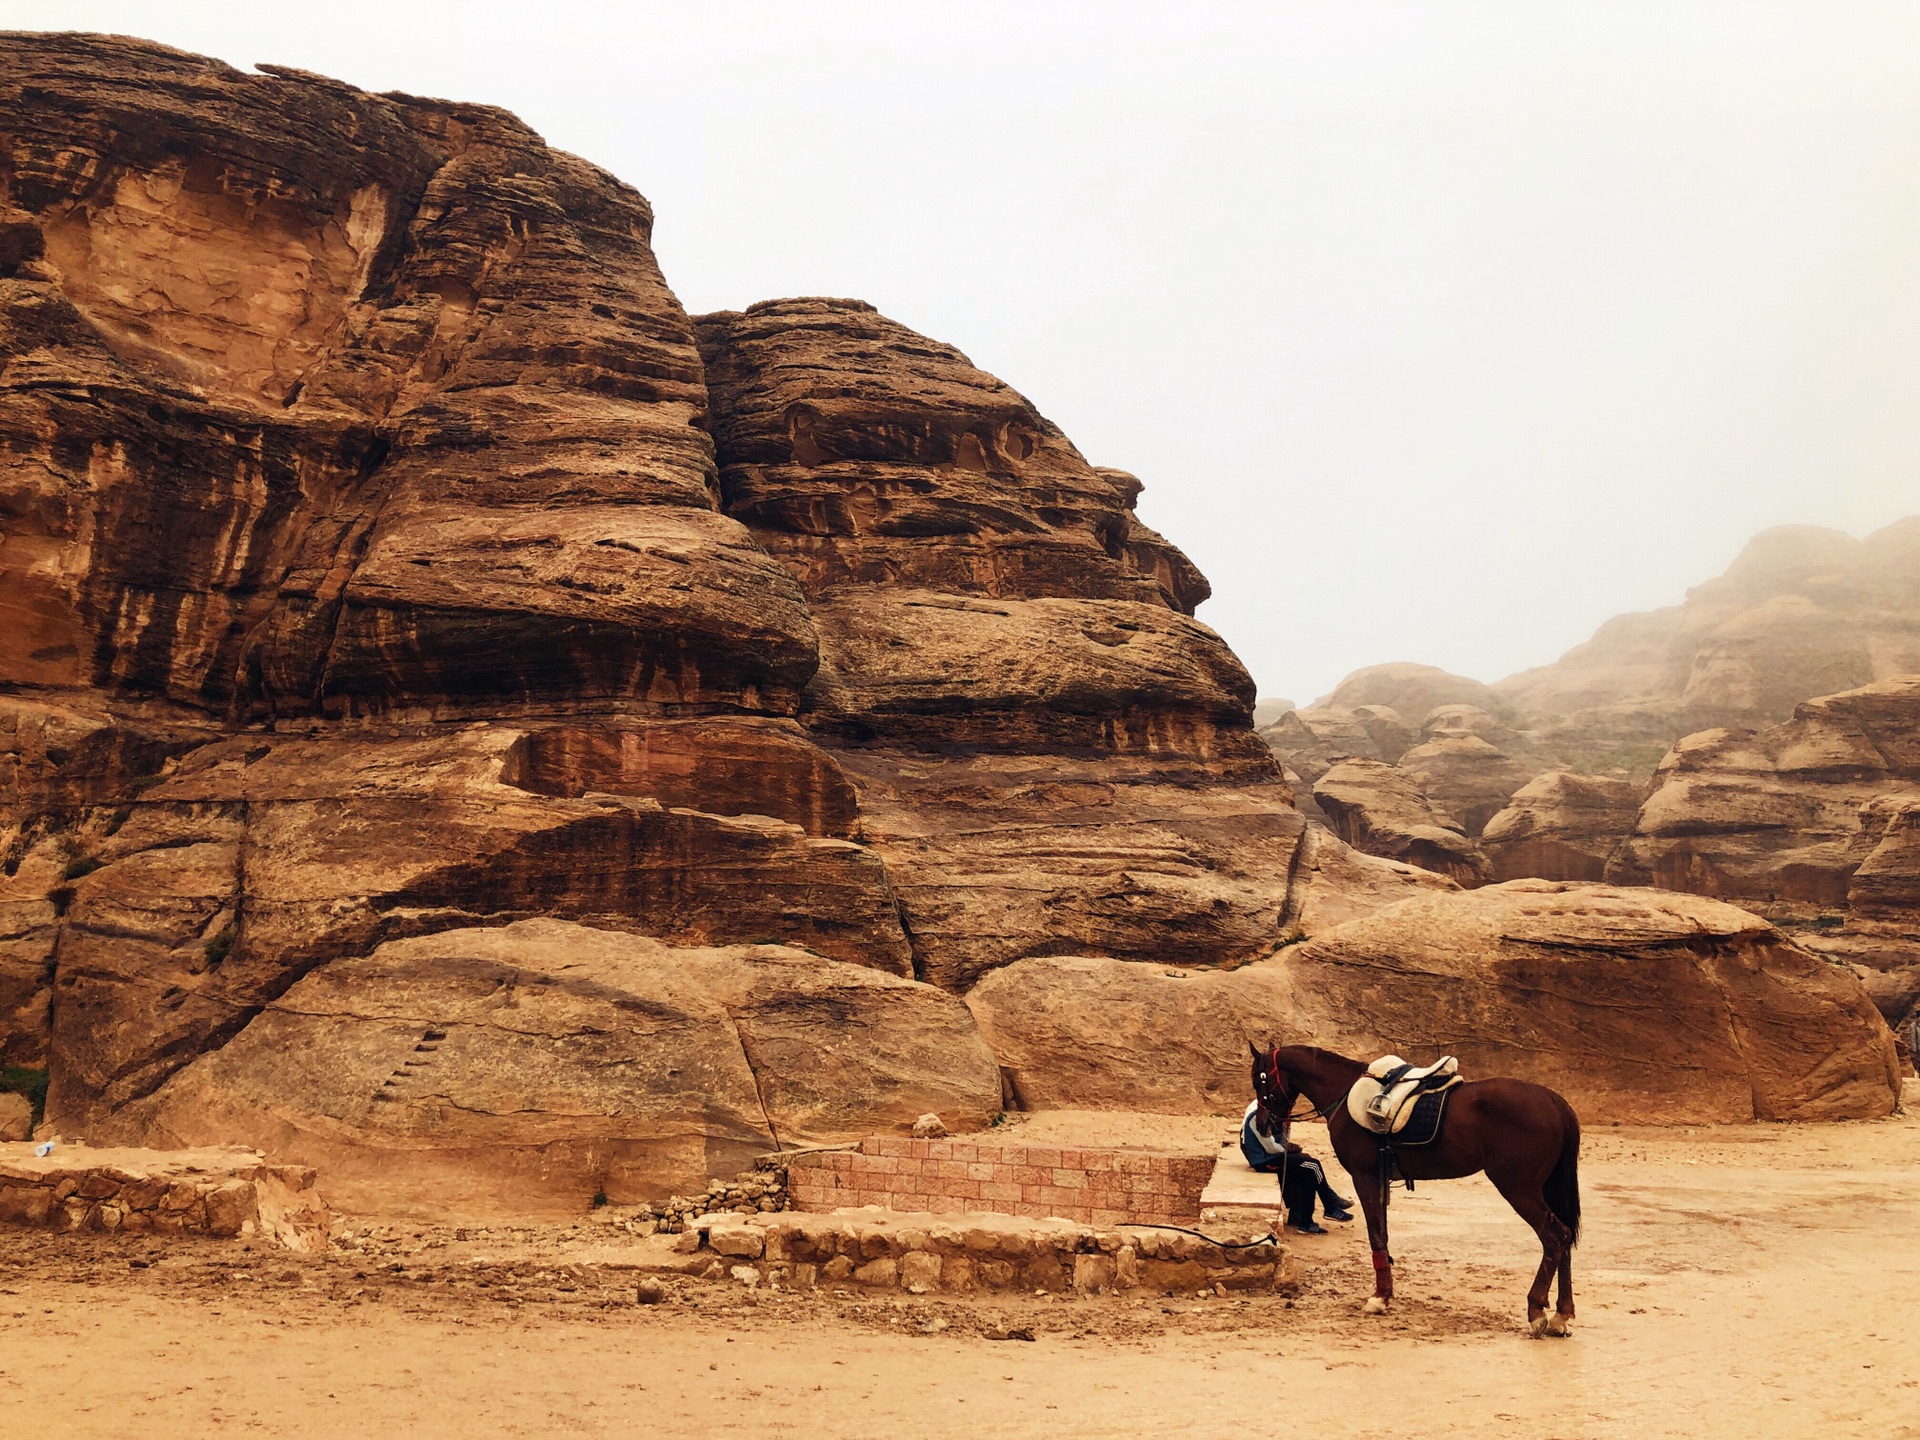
[964,955,1298,1114]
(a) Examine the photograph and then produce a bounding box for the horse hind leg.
[1488,1168,1566,1338]
[1547,1242,1575,1335]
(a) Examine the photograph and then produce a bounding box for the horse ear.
[1249,1040,1264,1061]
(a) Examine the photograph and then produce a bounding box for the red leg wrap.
[1371,1249,1393,1273]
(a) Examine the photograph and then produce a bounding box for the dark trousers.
[1272,1153,1345,1223]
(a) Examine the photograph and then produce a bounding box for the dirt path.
[4,1115,1918,1439]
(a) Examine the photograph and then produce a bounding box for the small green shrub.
[591,1189,609,1209]
[1,1066,49,1128]
[204,925,237,967]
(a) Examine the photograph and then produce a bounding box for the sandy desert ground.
[3,1109,1917,1440]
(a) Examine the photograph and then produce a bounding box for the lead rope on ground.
[1114,1223,1280,1250]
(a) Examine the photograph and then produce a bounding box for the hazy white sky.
[7,1,1917,702]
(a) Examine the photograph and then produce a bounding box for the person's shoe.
[1287,1219,1328,1235]
[1323,1204,1355,1223]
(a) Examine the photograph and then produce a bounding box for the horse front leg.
[1355,1161,1393,1314]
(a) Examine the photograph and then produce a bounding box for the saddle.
[1345,1054,1463,1137]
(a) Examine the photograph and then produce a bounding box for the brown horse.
[1250,1043,1582,1337]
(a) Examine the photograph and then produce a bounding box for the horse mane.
[1272,1043,1363,1071]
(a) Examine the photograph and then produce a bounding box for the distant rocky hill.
[1500,519,1920,774]
[1267,517,1920,794]
[1259,528,1920,1036]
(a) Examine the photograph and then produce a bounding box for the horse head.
[1248,1040,1294,1136]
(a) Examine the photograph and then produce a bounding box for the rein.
[1264,1047,1344,1127]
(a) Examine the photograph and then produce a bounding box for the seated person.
[1241,1099,1354,1234]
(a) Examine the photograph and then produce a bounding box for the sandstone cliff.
[0,35,1446,1210]
[3,39,1896,1212]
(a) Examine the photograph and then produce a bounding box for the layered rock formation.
[690,298,1357,992]
[0,35,1446,1209]
[1481,771,1643,883]
[1610,677,1920,1029]
[1,37,1897,1215]
[970,883,1901,1124]
[1311,758,1489,886]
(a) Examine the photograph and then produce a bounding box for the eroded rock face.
[1481,771,1644,883]
[1608,678,1920,1026]
[1312,759,1490,887]
[1,36,814,725]
[1609,679,1920,911]
[117,921,1000,1216]
[1,37,1451,1201]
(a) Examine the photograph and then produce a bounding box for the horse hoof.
[1546,1313,1573,1337]
[1528,1314,1550,1338]
[1362,1297,1388,1315]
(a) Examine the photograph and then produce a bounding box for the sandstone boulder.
[1481,771,1644,883]
[120,921,1001,1217]
[967,881,1899,1123]
[964,955,1299,1114]
[1312,759,1490,886]
[1270,882,1900,1123]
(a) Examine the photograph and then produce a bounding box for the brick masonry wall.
[787,1137,1213,1227]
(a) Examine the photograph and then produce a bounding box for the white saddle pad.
[1345,1054,1463,1134]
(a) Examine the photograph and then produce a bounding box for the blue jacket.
[1240,1100,1286,1172]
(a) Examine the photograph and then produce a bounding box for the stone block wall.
[0,1144,332,1253]
[786,1136,1212,1226]
[687,1209,1290,1295]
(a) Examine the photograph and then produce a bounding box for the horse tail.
[1544,1094,1582,1245]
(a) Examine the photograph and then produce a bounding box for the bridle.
[1258,1045,1342,1137]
